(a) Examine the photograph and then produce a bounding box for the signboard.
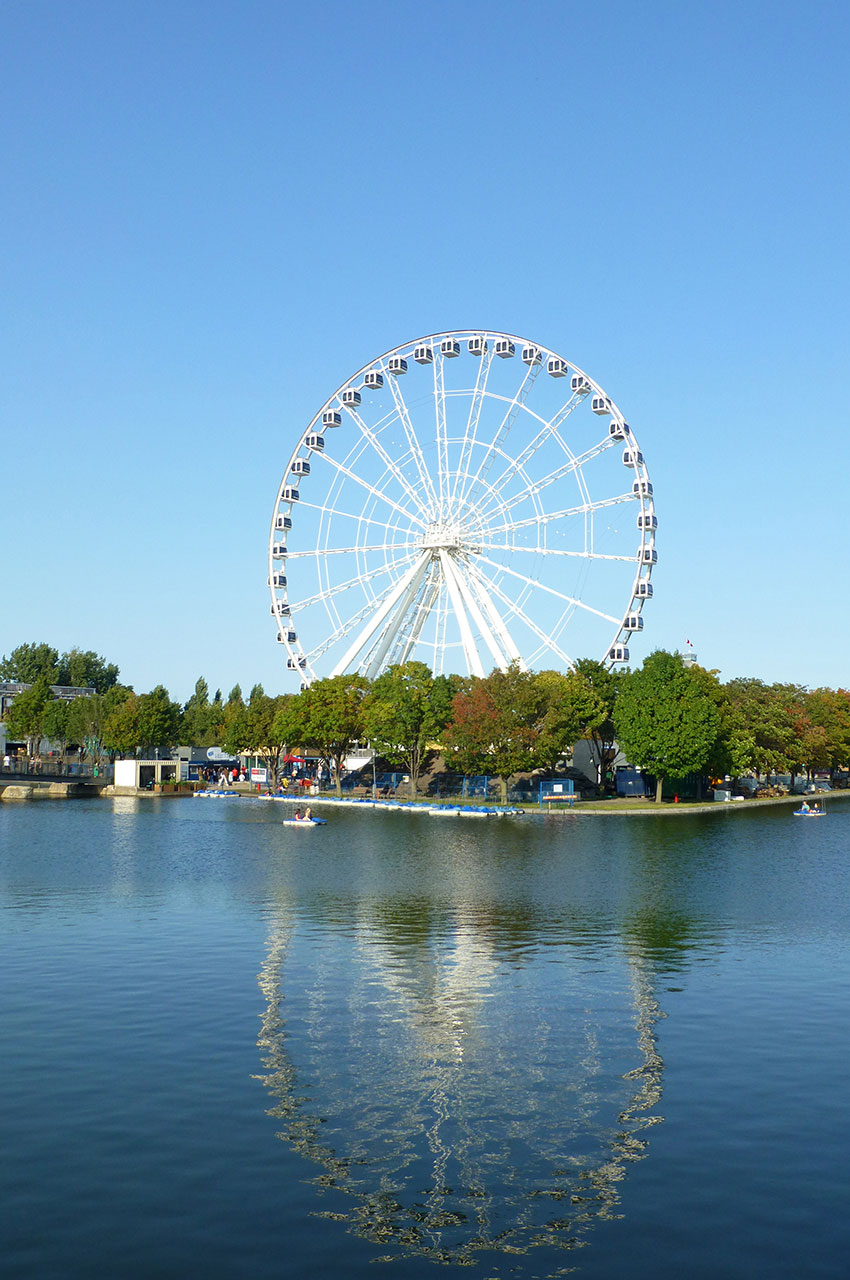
[250,768,267,784]
[206,746,228,761]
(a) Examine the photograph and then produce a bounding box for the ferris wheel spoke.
[312,450,429,530]
[450,347,495,507]
[456,361,544,508]
[476,396,597,518]
[290,499,417,541]
[475,553,622,625]
[480,490,637,538]
[343,405,433,516]
[378,360,440,514]
[433,355,450,510]
[476,437,617,528]
[467,561,575,668]
[302,601,387,665]
[288,552,418,613]
[284,540,418,560]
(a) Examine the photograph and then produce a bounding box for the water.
[2,797,849,1279]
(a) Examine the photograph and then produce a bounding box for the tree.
[0,642,120,691]
[363,662,455,799]
[41,698,70,760]
[534,667,610,775]
[103,694,142,758]
[183,677,213,746]
[136,686,182,753]
[0,642,59,684]
[57,648,120,692]
[67,686,133,764]
[300,675,369,797]
[3,675,53,756]
[271,693,310,758]
[722,679,804,780]
[613,650,721,803]
[102,686,180,757]
[570,659,622,786]
[223,684,290,783]
[443,664,551,803]
[805,688,850,772]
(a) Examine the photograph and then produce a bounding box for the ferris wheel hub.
[420,520,466,551]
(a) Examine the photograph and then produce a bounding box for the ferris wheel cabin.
[571,374,591,393]
[609,645,630,663]
[341,388,361,407]
[388,356,408,375]
[440,338,460,357]
[364,370,384,388]
[468,337,488,356]
[547,357,569,377]
[521,345,543,365]
[413,345,433,364]
[322,410,342,429]
[495,338,515,358]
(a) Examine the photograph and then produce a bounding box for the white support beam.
[331,553,430,676]
[446,555,513,673]
[438,549,486,677]
[463,562,527,669]
[363,556,433,678]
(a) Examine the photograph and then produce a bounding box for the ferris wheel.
[269,330,656,684]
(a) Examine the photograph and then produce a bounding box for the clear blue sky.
[2,0,848,701]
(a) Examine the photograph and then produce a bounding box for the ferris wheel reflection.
[255,903,666,1269]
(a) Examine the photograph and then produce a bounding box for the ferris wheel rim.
[269,329,655,683]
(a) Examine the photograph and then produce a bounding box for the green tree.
[136,685,182,753]
[613,650,721,803]
[4,675,53,757]
[805,688,850,772]
[57,648,120,692]
[67,686,133,764]
[534,667,611,775]
[0,642,59,684]
[722,678,804,780]
[103,694,142,757]
[183,677,213,746]
[223,684,290,783]
[363,662,455,799]
[271,693,310,758]
[300,675,370,797]
[41,698,70,761]
[570,659,622,786]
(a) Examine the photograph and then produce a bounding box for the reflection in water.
[256,903,666,1269]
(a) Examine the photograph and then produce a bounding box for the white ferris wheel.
[269,331,656,685]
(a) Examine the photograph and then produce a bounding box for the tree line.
[2,641,849,800]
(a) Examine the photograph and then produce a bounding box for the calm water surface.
[2,797,849,1279]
